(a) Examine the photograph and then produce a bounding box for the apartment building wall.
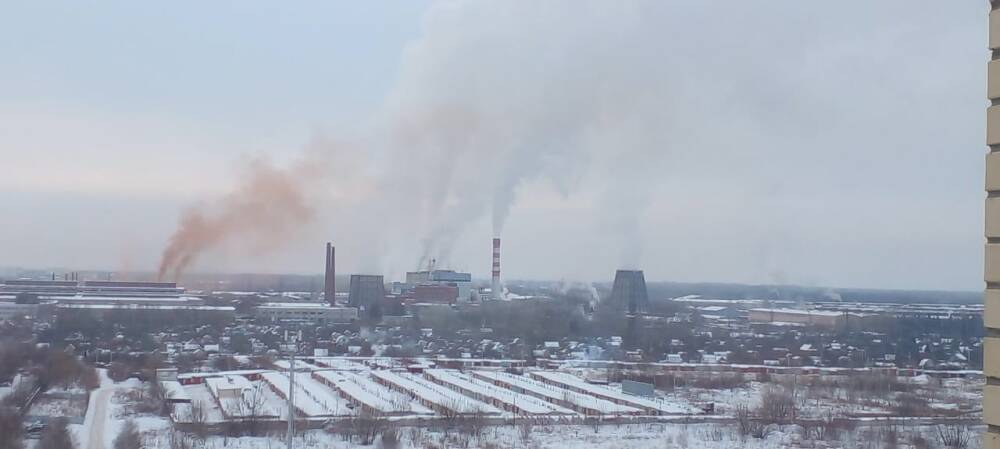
[986,3,1000,447]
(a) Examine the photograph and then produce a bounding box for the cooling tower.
[611,269,649,315]
[348,274,385,320]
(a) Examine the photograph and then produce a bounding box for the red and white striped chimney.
[491,238,501,300]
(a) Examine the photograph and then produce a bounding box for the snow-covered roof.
[749,308,842,317]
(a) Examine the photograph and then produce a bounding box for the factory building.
[0,302,44,321]
[1,279,184,298]
[748,308,845,330]
[254,302,358,324]
[403,269,472,302]
[0,279,234,324]
[0,280,78,295]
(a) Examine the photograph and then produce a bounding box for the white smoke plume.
[159,1,677,275]
[378,1,674,268]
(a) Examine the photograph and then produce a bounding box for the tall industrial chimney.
[491,238,501,300]
[324,242,336,305]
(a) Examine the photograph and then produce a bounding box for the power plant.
[610,269,649,315]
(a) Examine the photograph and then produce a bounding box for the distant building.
[404,270,472,302]
[1,279,184,297]
[411,284,459,304]
[748,308,844,330]
[255,302,358,324]
[348,274,385,320]
[0,302,41,320]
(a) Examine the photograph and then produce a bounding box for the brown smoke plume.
[157,156,321,281]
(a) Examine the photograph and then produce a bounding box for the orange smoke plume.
[157,157,317,281]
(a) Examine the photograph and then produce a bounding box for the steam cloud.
[159,1,675,277]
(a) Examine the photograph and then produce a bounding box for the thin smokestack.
[491,237,501,300]
[325,242,336,305]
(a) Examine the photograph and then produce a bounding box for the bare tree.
[354,412,386,445]
[757,386,795,424]
[107,362,131,383]
[38,418,74,449]
[378,427,400,449]
[517,417,533,444]
[226,382,268,436]
[167,432,192,449]
[188,400,209,439]
[113,420,142,449]
[458,411,488,441]
[936,425,970,449]
[734,403,768,440]
[0,406,23,449]
[81,367,101,391]
[140,380,169,416]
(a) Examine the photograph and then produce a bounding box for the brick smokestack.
[491,238,501,300]
[324,242,336,305]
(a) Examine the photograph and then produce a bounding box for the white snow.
[424,369,572,415]
[312,371,432,415]
[530,371,699,414]
[259,372,331,417]
[371,370,500,415]
[473,371,640,415]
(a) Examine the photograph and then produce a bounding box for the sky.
[0,1,987,291]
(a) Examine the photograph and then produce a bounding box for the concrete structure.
[0,302,41,320]
[748,308,845,330]
[0,280,78,295]
[987,5,1000,446]
[254,302,358,324]
[55,303,235,324]
[492,238,502,300]
[610,270,649,314]
[404,269,473,301]
[0,279,184,298]
[348,274,385,320]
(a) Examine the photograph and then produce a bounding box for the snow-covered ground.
[372,370,501,415]
[530,370,700,414]
[126,421,989,449]
[474,370,641,415]
[312,370,432,415]
[425,369,574,415]
[67,365,985,449]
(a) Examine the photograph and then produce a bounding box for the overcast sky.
[0,1,986,291]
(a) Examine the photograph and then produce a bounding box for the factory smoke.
[382,1,671,269]
[158,1,674,277]
[157,155,326,281]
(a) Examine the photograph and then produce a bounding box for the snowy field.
[267,365,699,419]
[139,420,987,449]
[57,363,985,449]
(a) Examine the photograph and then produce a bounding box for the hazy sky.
[0,1,986,291]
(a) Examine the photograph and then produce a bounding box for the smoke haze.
[158,1,679,276]
[3,1,983,290]
[157,154,328,281]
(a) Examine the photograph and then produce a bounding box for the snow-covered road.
[85,387,114,449]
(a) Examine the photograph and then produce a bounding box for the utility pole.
[283,331,298,449]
